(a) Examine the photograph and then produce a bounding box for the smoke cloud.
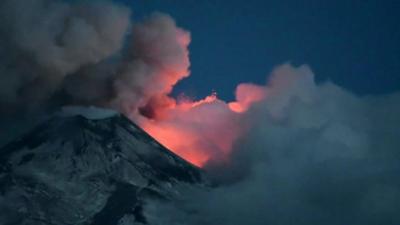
[144,64,400,225]
[0,0,192,144]
[139,94,244,166]
[111,12,191,117]
[0,0,130,110]
[1,1,400,224]
[0,0,246,167]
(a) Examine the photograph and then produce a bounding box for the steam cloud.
[1,1,400,224]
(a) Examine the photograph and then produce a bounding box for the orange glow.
[137,89,265,167]
[126,21,268,167]
[141,121,211,167]
[121,16,267,167]
[139,93,238,167]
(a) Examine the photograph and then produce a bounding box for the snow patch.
[59,106,119,120]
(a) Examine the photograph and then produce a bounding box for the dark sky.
[120,0,400,101]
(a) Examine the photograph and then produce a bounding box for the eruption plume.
[143,64,400,225]
[136,84,267,167]
[0,0,267,167]
[1,1,400,224]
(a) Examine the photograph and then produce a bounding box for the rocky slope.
[0,107,205,225]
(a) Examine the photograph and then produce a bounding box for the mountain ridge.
[0,109,205,225]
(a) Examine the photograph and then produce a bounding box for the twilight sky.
[120,0,400,100]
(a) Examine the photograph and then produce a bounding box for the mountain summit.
[0,107,205,225]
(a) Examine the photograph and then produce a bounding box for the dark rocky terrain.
[0,108,205,225]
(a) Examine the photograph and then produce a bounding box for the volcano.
[0,107,206,225]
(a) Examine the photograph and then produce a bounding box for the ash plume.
[0,0,130,110]
[0,1,400,224]
[0,0,190,143]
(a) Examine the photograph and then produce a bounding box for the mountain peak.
[0,107,205,225]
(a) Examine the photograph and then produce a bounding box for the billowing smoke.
[144,64,400,225]
[1,1,400,224]
[136,81,268,166]
[138,94,244,166]
[0,0,251,167]
[0,0,192,145]
[0,0,130,110]
[111,12,191,117]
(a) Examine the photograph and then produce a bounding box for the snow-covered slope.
[0,108,205,225]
